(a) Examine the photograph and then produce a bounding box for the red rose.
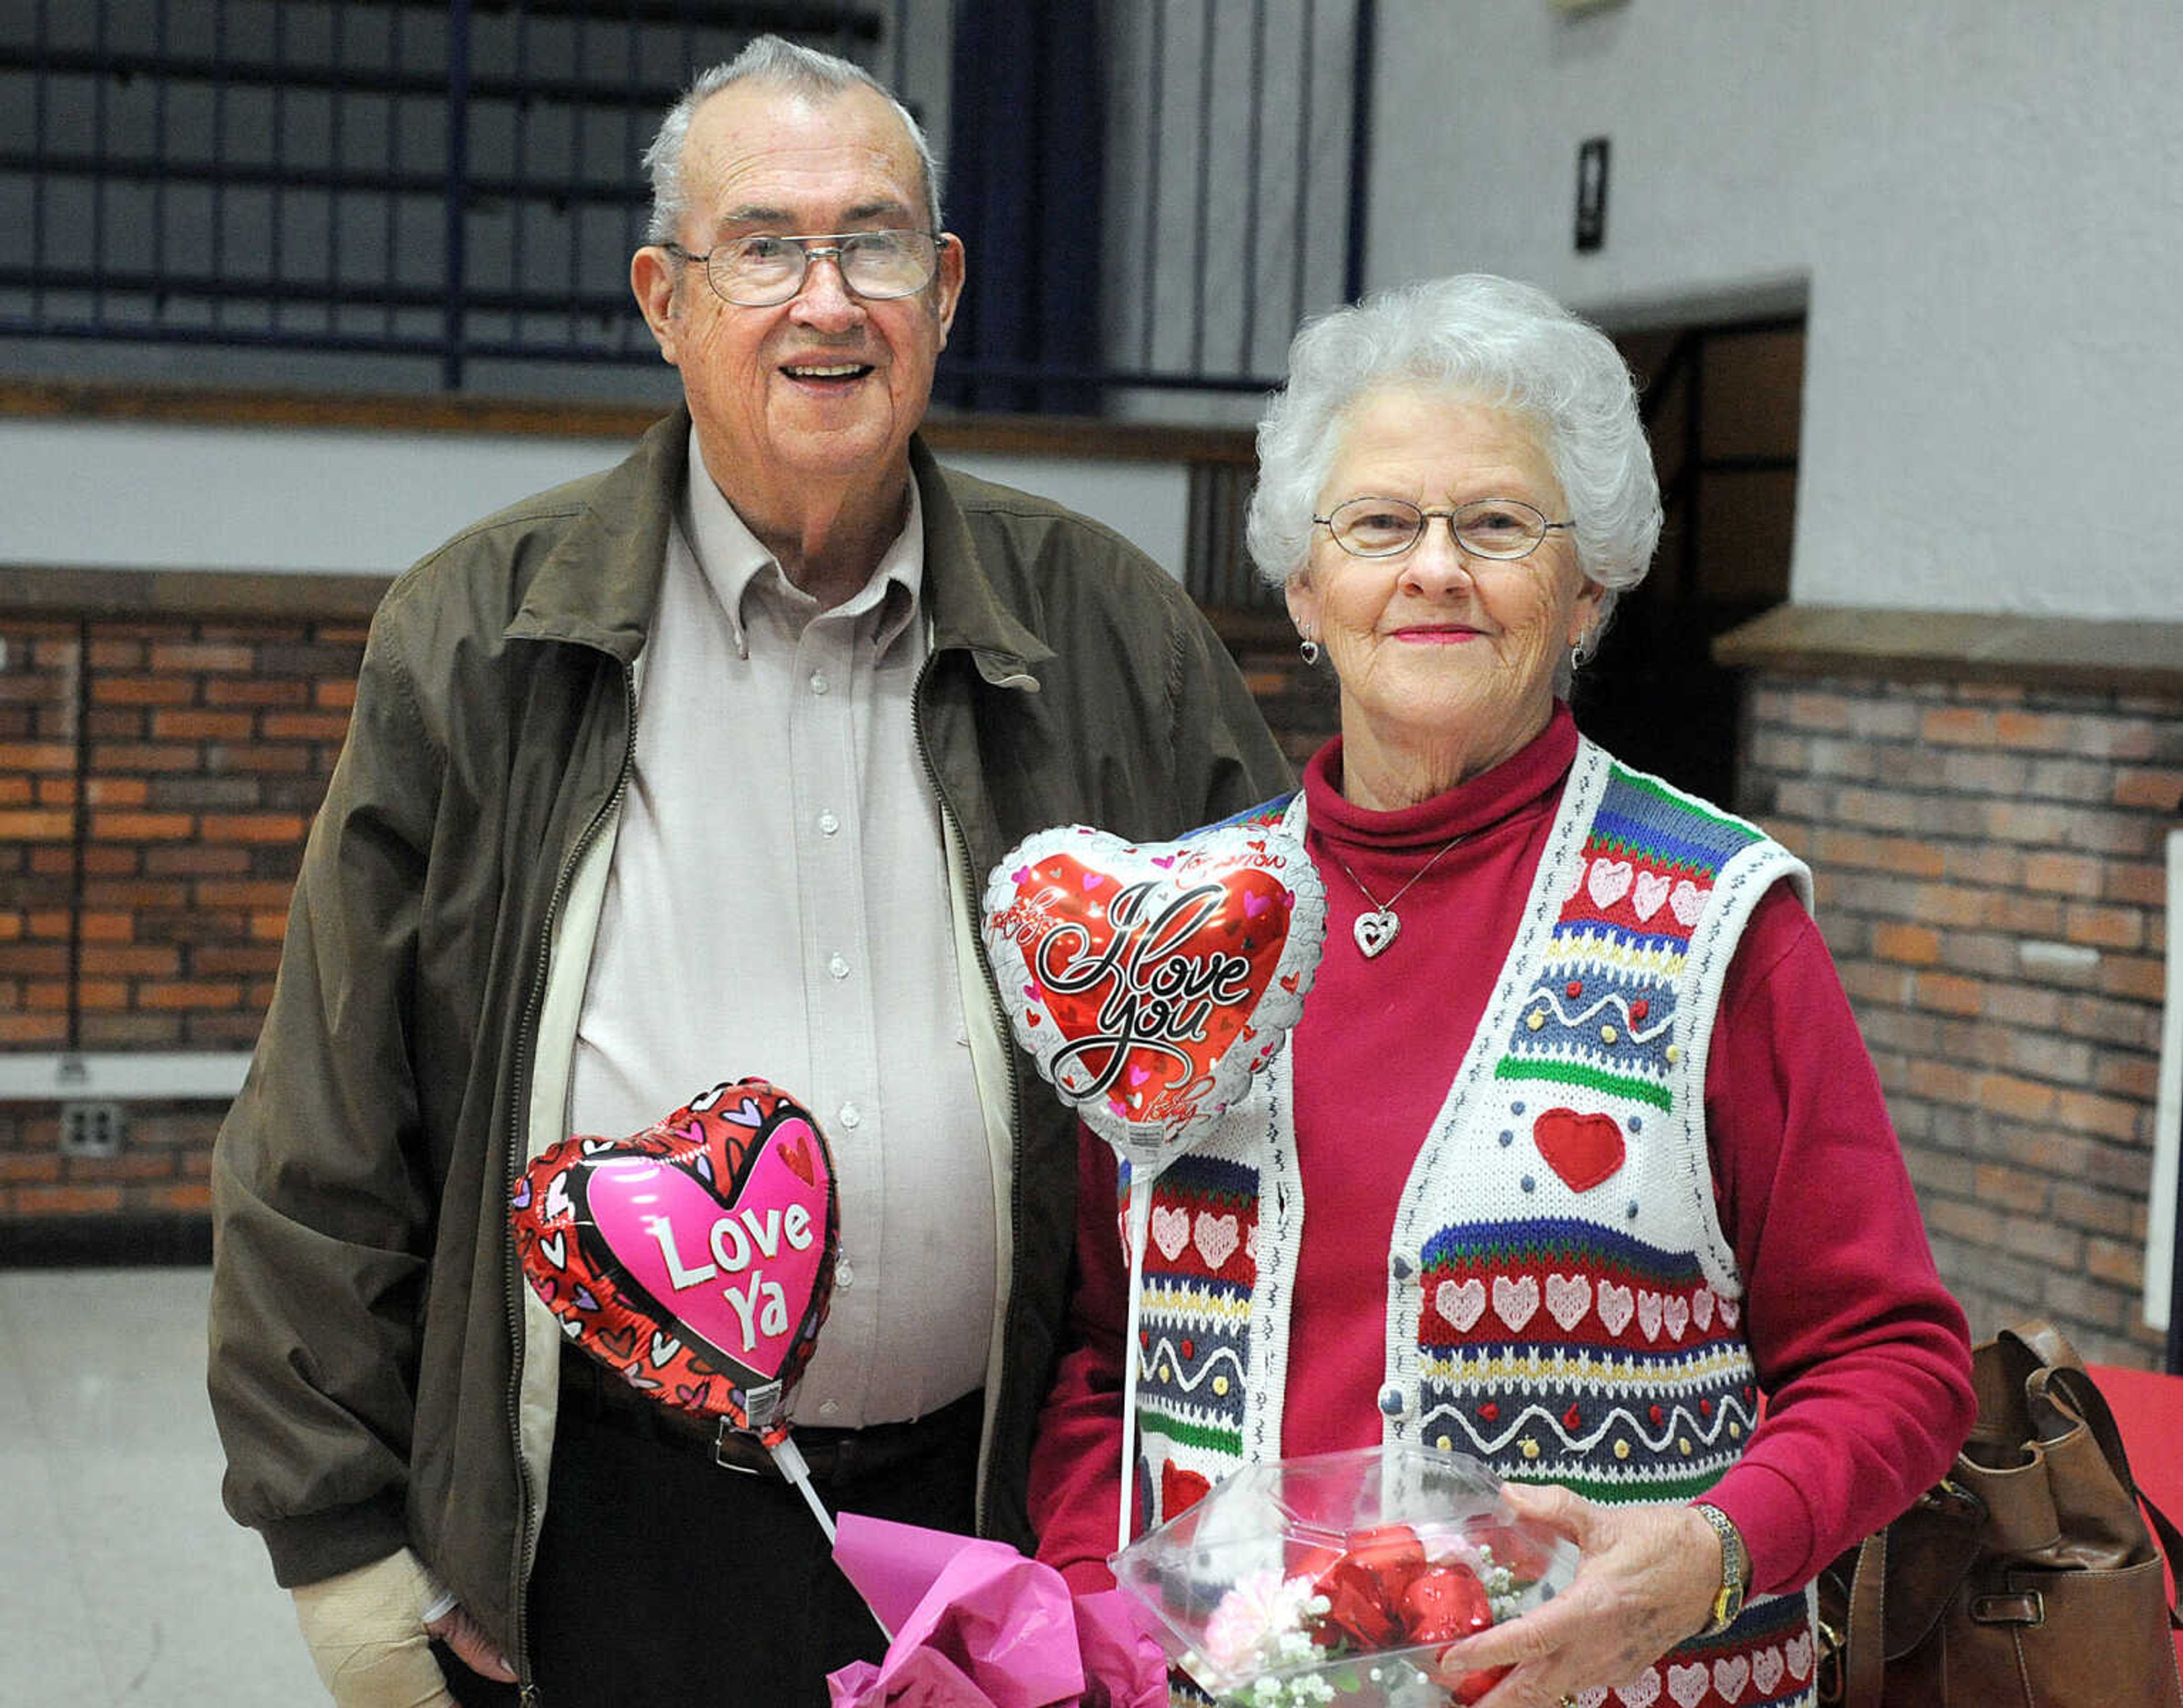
[1310,1557,1404,1651]
[1346,1523,1427,1598]
[1446,1663,1512,1705]
[1344,1522,1430,1632]
[1310,1524,1474,1655]
[1399,1563,1494,1644]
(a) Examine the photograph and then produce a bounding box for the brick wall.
[9,579,2180,1378]
[1735,671,2182,1367]
[0,584,1322,1260]
[1214,610,1340,772]
[1,585,375,1251]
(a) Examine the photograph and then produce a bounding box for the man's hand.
[290,1547,517,1707]
[1429,1483,1723,1707]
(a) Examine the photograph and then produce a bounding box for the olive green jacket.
[207,410,1289,1672]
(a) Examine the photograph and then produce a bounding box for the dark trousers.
[442,1366,983,1708]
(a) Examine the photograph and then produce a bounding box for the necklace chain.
[1323,831,1467,958]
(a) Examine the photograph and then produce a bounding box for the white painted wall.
[1369,0,2183,620]
[0,417,1189,583]
[0,420,637,576]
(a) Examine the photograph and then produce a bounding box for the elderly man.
[208,35,1288,1707]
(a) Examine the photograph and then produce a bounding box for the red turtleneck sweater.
[1028,706,1974,1597]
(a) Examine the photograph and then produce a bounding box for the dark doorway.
[1572,318,1805,810]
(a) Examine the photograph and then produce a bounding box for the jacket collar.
[504,408,686,661]
[910,437,1054,688]
[505,409,1056,690]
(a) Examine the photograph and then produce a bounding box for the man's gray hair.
[640,35,944,245]
[1246,273,1662,640]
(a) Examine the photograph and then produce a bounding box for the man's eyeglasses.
[662,231,945,308]
[1312,496,1576,561]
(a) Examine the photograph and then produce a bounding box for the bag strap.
[2044,1363,2183,1632]
[1840,1529,1889,1708]
[1998,1318,2085,1373]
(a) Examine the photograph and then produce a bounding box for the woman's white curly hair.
[1246,272,1662,652]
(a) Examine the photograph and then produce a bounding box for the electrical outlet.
[59,1100,128,1159]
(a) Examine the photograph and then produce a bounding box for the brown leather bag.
[1817,1321,2183,1707]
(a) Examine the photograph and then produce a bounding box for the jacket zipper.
[911,649,1022,1537]
[501,654,637,1701]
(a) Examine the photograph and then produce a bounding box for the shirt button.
[837,1102,862,1130]
[817,810,840,836]
[810,671,830,695]
[828,953,850,980]
[836,1262,856,1290]
[1377,1383,1409,1419]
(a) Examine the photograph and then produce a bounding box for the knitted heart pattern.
[1532,1106,1627,1192]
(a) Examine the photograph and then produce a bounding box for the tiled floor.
[0,1267,321,1706]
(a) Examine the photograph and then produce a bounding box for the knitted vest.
[1134,740,1823,1708]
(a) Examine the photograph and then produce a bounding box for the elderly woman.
[1028,274,1975,1708]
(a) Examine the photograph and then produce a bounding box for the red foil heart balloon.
[981,823,1326,1163]
[509,1079,838,1446]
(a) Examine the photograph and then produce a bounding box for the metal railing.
[0,0,1371,402]
[0,1,898,387]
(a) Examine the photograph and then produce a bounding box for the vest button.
[1377,1383,1409,1418]
[1391,1255,1413,1280]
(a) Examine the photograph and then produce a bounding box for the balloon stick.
[769,1433,893,1641]
[1117,1171,1155,1556]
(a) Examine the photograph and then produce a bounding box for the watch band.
[1691,1501,1749,1636]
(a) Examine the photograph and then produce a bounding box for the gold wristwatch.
[1691,1502,1749,1636]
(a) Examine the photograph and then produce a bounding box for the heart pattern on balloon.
[982,822,1325,1162]
[509,1079,837,1444]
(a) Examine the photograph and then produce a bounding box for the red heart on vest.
[982,824,1325,1160]
[510,1079,838,1444]
[1532,1108,1626,1192]
[1162,1460,1212,1519]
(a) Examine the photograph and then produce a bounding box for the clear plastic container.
[1109,1446,1580,1706]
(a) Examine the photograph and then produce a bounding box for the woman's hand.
[1429,1484,1722,1707]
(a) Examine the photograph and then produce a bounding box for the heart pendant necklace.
[1324,832,1468,959]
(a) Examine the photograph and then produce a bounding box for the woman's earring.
[1569,641,1589,673]
[1299,639,1321,665]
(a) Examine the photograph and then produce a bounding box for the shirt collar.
[680,428,924,659]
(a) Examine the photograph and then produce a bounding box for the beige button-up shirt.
[568,432,995,1426]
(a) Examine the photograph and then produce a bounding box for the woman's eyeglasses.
[1312,496,1575,561]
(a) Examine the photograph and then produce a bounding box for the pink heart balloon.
[583,1130,831,1383]
[510,1079,838,1442]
